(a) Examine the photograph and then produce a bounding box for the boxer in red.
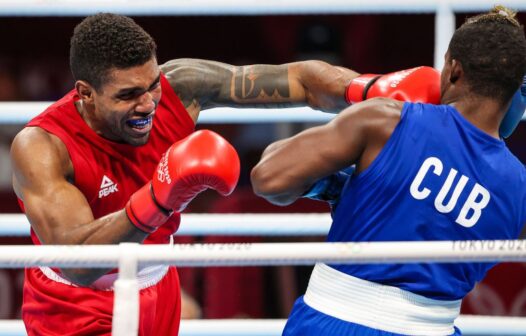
[9,13,359,336]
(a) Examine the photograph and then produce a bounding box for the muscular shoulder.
[334,98,403,172]
[336,97,402,139]
[12,127,68,158]
[11,127,73,191]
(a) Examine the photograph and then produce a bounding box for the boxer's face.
[90,57,162,146]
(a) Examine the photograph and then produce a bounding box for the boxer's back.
[328,102,526,300]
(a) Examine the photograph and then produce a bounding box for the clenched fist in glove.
[345,66,441,105]
[126,130,240,233]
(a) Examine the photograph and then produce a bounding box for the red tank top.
[23,73,195,245]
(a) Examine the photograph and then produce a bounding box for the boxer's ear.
[75,80,94,104]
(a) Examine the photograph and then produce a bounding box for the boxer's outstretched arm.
[251,98,401,205]
[160,58,358,121]
[11,128,148,286]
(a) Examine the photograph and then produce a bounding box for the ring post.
[434,0,455,70]
[112,243,140,336]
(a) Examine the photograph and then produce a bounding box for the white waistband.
[39,264,169,291]
[39,237,174,291]
[304,263,461,336]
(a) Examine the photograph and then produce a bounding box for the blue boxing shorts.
[283,297,462,336]
[282,264,462,336]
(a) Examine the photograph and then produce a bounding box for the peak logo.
[99,175,119,198]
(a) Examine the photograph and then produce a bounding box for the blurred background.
[0,5,526,322]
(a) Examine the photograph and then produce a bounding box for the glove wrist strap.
[345,74,381,104]
[125,183,172,233]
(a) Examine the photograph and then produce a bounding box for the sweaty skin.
[11,58,359,285]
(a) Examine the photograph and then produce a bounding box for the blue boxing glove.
[500,75,526,138]
[302,166,355,208]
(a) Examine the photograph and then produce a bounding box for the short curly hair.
[70,13,157,91]
[449,6,526,104]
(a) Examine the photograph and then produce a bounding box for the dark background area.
[0,13,525,321]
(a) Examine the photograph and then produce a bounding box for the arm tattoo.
[232,65,290,102]
[161,59,297,110]
[161,59,232,110]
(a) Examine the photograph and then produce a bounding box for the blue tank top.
[329,102,526,300]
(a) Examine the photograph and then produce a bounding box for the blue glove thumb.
[500,75,526,139]
[302,166,355,205]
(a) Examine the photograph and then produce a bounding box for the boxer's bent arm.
[11,128,147,286]
[251,98,401,205]
[160,58,358,119]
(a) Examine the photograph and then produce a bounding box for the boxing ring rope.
[4,240,526,268]
[1,104,525,126]
[0,213,332,236]
[1,0,526,15]
[2,316,526,336]
[2,316,525,336]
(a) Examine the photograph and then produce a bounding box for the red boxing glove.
[126,130,240,233]
[345,66,441,105]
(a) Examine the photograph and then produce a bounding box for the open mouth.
[126,114,154,134]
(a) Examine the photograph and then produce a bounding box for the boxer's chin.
[121,130,151,146]
[128,133,150,146]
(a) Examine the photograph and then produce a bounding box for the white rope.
[1,102,525,125]
[0,104,334,124]
[180,316,526,335]
[0,214,30,236]
[0,240,526,268]
[1,0,526,16]
[0,213,332,236]
[2,316,526,335]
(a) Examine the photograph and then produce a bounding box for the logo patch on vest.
[99,175,119,198]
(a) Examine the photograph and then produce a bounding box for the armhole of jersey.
[353,102,412,182]
[27,124,94,204]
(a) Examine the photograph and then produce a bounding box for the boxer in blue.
[251,6,526,336]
